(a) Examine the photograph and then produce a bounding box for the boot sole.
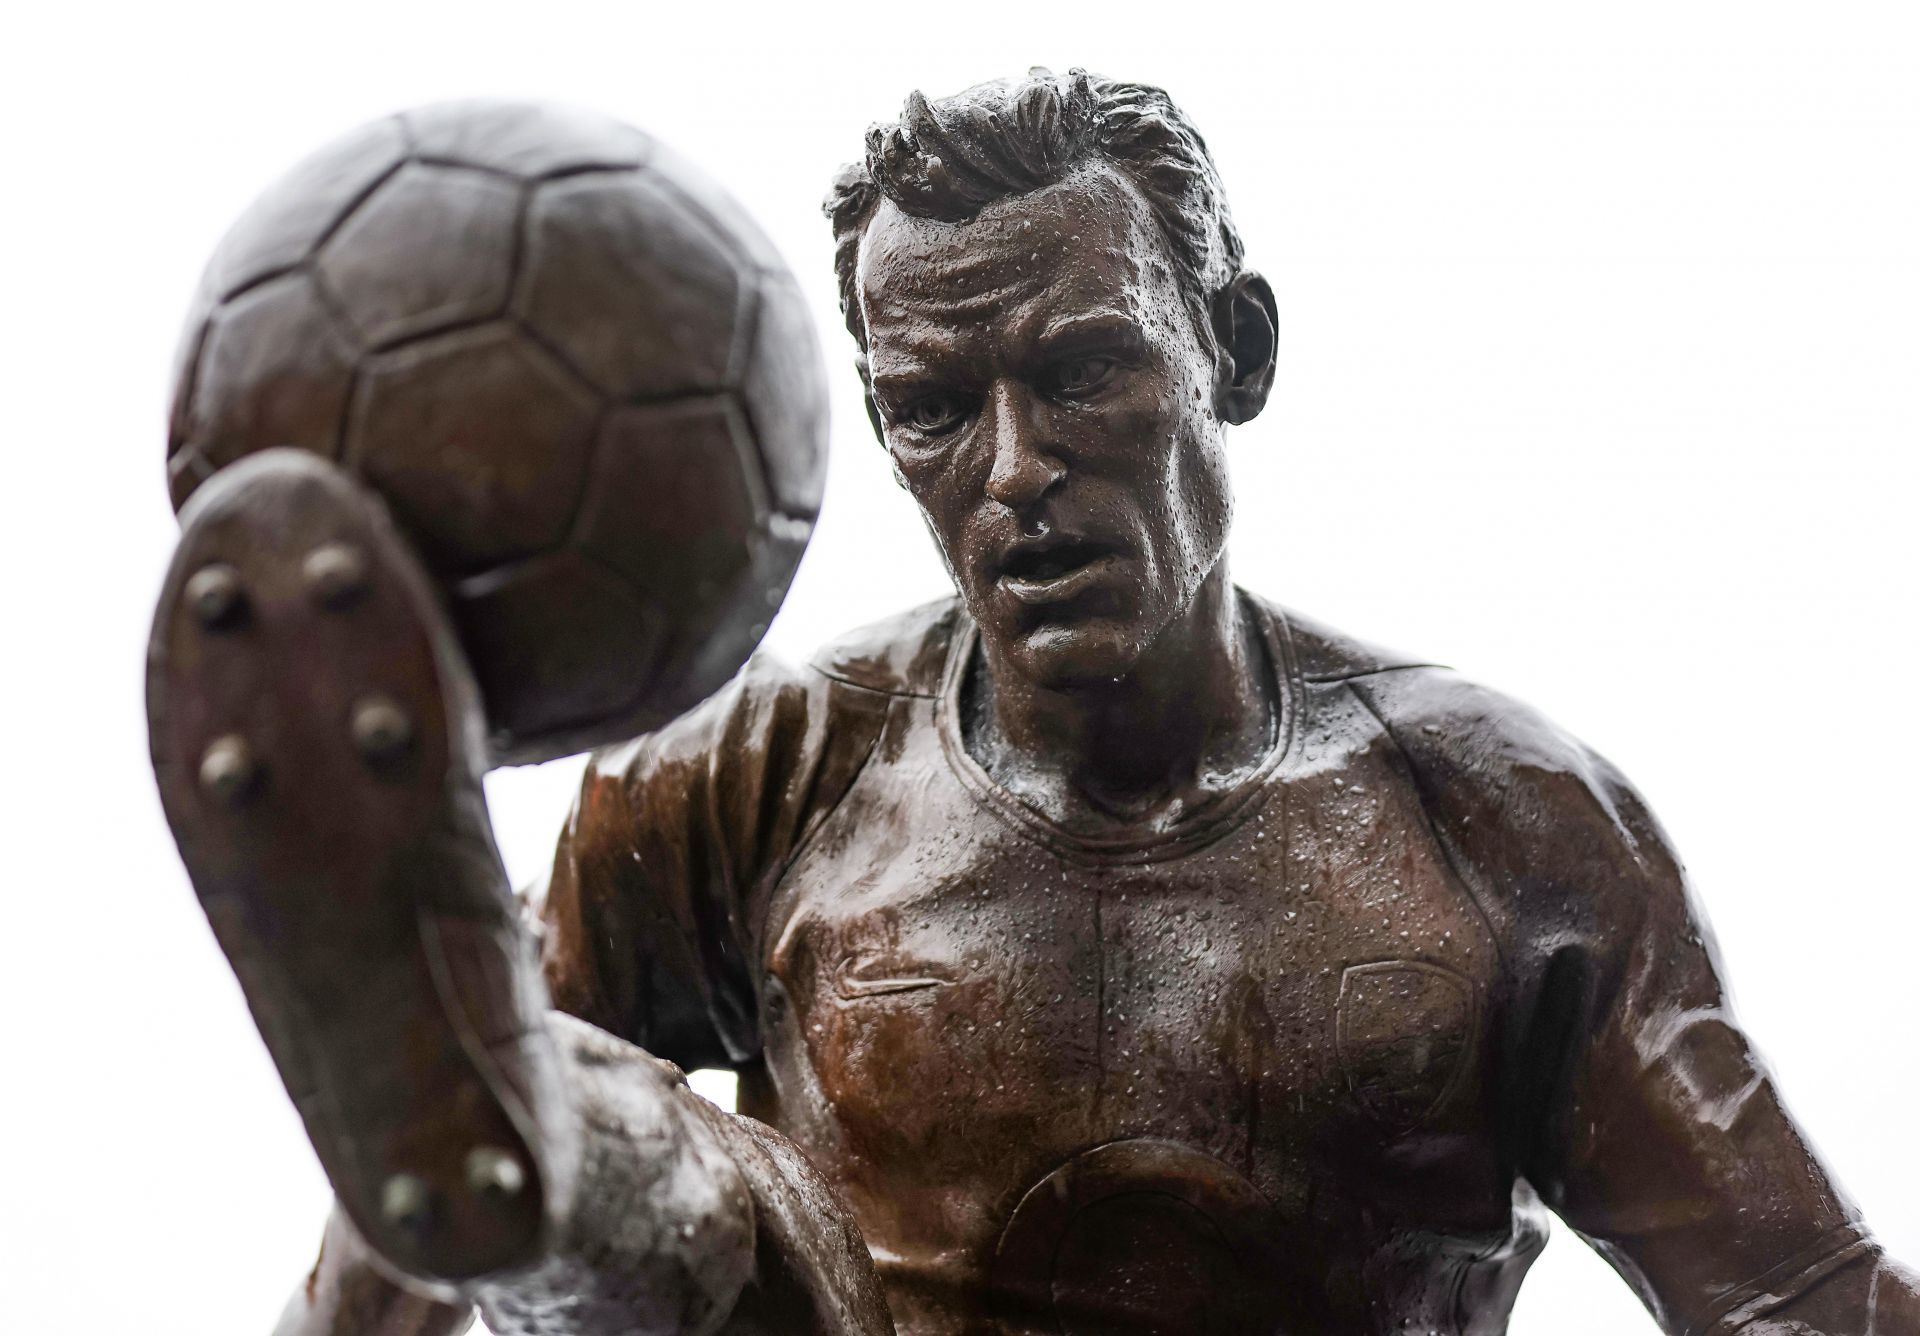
[147,449,569,1288]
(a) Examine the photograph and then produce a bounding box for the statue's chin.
[991,620,1151,696]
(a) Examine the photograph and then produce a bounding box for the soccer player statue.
[151,75,1919,1335]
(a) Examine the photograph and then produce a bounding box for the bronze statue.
[149,73,1920,1334]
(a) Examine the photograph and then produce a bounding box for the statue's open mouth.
[1002,534,1121,580]
[997,538,1123,604]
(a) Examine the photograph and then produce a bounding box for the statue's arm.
[1522,805,1920,1334]
[1350,666,1920,1335]
[1518,809,1920,1336]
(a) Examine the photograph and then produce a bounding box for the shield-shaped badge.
[1336,960,1478,1133]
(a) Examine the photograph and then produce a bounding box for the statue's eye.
[1049,356,1116,395]
[905,394,967,433]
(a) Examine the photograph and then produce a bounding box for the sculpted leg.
[151,455,887,1335]
[273,1212,473,1336]
[275,1016,890,1336]
[476,1017,890,1336]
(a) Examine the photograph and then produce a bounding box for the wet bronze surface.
[153,76,1918,1335]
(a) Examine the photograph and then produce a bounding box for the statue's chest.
[756,730,1503,1227]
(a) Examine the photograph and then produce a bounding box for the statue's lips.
[996,542,1124,605]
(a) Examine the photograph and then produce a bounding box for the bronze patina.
[150,72,1919,1336]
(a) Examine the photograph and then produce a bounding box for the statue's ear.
[1211,271,1278,426]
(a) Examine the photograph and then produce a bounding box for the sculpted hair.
[824,68,1245,349]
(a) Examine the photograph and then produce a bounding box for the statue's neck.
[961,567,1275,834]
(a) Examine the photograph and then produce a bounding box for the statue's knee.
[479,1014,756,1335]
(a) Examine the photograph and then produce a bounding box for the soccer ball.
[167,100,827,765]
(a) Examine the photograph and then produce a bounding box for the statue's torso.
[740,607,1543,1336]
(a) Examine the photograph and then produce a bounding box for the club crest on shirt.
[1336,960,1478,1132]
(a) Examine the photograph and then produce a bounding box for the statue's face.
[857,163,1233,688]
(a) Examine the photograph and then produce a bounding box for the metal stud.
[351,696,413,763]
[380,1172,434,1236]
[185,564,246,629]
[465,1145,527,1200]
[303,542,369,609]
[198,734,258,805]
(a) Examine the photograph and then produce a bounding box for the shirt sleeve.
[1520,776,1873,1334]
[533,653,889,1071]
[1352,666,1907,1336]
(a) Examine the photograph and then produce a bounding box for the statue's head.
[827,69,1277,689]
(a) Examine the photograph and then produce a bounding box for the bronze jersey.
[540,594,1869,1336]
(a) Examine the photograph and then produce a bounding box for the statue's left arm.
[1351,666,1920,1336]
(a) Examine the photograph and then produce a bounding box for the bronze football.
[167,99,827,764]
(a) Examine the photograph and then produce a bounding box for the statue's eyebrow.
[1031,309,1146,354]
[865,351,943,389]
[865,329,984,388]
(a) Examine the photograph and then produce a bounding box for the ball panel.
[451,550,663,763]
[645,510,812,722]
[574,397,763,614]
[737,271,829,518]
[401,100,653,178]
[172,271,357,510]
[517,172,745,401]
[207,116,408,301]
[347,324,602,574]
[644,142,788,276]
[316,163,522,350]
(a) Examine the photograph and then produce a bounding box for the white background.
[1,2,1915,1331]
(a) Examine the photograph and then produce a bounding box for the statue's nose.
[982,380,1065,511]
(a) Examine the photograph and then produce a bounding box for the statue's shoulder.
[1272,601,1676,905]
[1257,593,1647,847]
[807,595,964,699]
[1254,595,1440,684]
[590,595,959,789]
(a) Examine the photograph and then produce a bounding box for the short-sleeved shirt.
[539,593,1867,1336]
